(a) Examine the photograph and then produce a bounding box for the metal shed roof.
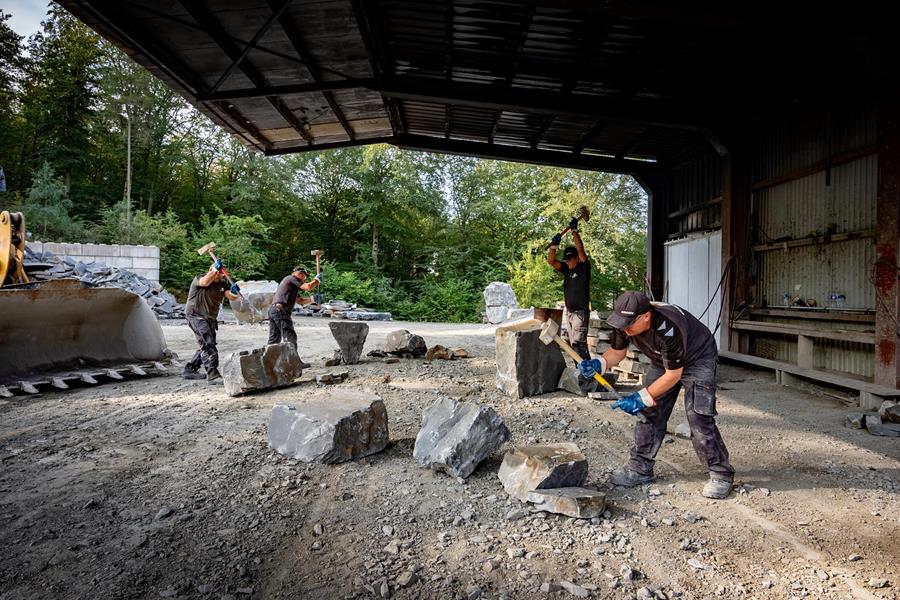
[59,0,895,175]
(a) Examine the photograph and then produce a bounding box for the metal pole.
[124,108,132,244]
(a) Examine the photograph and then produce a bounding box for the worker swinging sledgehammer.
[578,291,735,499]
[267,250,323,366]
[547,206,596,392]
[183,247,241,384]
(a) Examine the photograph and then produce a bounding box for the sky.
[5,0,49,39]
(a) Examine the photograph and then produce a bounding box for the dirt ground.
[1,315,898,600]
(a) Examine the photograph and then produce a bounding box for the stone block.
[879,400,900,424]
[558,367,585,395]
[527,487,607,519]
[222,343,302,397]
[413,397,510,479]
[483,281,518,308]
[498,443,587,502]
[268,390,389,463]
[329,321,369,364]
[383,329,427,357]
[346,311,392,321]
[866,413,900,437]
[675,422,692,439]
[495,319,567,398]
[485,306,509,324]
[845,413,865,429]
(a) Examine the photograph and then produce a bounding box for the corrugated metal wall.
[750,102,877,378]
[665,144,723,238]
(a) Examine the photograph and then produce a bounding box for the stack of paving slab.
[586,311,651,384]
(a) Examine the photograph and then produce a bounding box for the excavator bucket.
[0,279,168,385]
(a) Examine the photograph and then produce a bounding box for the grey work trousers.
[566,308,590,360]
[185,315,218,373]
[267,304,297,350]
[628,358,735,481]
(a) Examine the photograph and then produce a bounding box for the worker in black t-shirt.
[268,265,321,362]
[578,291,735,499]
[183,262,241,384]
[547,216,591,362]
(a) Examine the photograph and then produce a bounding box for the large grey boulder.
[528,488,607,519]
[329,321,369,364]
[498,443,588,502]
[222,343,302,397]
[879,400,900,424]
[268,389,389,463]
[383,329,427,357]
[483,282,518,308]
[413,398,511,479]
[495,319,567,397]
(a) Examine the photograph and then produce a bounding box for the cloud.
[5,0,50,39]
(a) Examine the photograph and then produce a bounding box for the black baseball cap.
[562,246,578,260]
[607,291,651,330]
[293,265,309,274]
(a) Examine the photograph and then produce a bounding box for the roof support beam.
[266,0,355,140]
[378,77,712,131]
[391,133,656,177]
[530,116,555,150]
[573,120,607,154]
[209,0,292,94]
[265,136,396,156]
[351,0,405,135]
[196,78,376,102]
[178,0,312,145]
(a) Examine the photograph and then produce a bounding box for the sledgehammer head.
[196,241,217,256]
[538,318,559,345]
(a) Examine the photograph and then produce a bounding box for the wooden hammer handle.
[552,334,616,393]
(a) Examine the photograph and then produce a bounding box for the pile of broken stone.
[846,400,900,437]
[269,388,606,520]
[231,282,392,324]
[23,246,184,318]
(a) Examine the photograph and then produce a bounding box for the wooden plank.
[751,229,874,253]
[720,350,900,397]
[875,93,900,388]
[750,308,874,323]
[730,320,874,344]
[667,196,721,219]
[751,145,877,191]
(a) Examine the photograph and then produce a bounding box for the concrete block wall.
[29,241,160,282]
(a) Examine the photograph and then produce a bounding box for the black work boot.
[206,369,223,385]
[609,467,654,487]
[182,368,205,380]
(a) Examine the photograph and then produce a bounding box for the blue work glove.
[611,389,654,415]
[213,258,223,270]
[550,233,562,247]
[230,283,240,294]
[314,272,323,283]
[577,358,604,379]
[569,217,579,232]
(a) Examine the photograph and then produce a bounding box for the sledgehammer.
[538,318,617,396]
[196,241,246,301]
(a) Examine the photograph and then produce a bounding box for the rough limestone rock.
[383,329,427,357]
[527,487,607,519]
[558,368,583,394]
[498,443,588,502]
[866,413,900,437]
[485,306,510,324]
[879,400,900,424]
[426,344,453,361]
[495,319,567,397]
[483,282,518,308]
[845,413,865,429]
[413,397,511,479]
[268,389,389,463]
[229,280,279,324]
[675,422,693,439]
[328,321,369,364]
[222,343,302,397]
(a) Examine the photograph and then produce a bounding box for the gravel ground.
[0,316,897,600]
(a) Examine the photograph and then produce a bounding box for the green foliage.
[2,3,649,320]
[21,162,84,241]
[193,212,270,278]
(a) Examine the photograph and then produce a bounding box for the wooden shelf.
[731,319,874,344]
[749,308,874,324]
[751,229,874,253]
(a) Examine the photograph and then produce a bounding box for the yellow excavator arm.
[0,210,29,287]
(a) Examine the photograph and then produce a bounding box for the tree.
[21,162,84,241]
[0,10,24,194]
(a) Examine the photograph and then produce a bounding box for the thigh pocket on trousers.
[686,381,717,417]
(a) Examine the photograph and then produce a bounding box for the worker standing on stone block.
[268,265,321,366]
[578,291,735,499]
[183,262,240,384]
[547,215,594,391]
